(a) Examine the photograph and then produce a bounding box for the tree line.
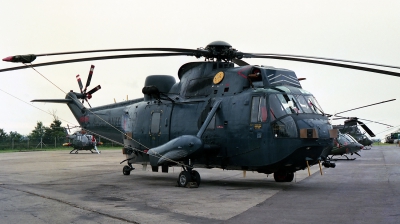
[0,118,67,147]
[1,115,116,150]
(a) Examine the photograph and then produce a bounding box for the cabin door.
[248,95,266,156]
[147,103,173,148]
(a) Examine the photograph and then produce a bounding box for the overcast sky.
[1,0,399,139]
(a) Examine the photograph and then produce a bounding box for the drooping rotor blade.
[76,75,84,93]
[244,55,400,78]
[334,115,393,127]
[357,118,393,127]
[86,85,101,96]
[0,52,192,73]
[251,53,400,70]
[232,59,249,66]
[335,99,396,115]
[357,120,376,137]
[83,65,95,93]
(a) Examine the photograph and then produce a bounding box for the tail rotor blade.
[85,98,92,108]
[76,74,84,93]
[83,65,95,93]
[86,85,101,95]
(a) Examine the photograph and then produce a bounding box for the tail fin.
[32,92,87,125]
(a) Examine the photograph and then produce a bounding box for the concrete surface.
[0,145,399,223]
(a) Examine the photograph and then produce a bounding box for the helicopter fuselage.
[67,61,336,175]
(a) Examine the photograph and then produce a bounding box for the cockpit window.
[346,134,358,142]
[295,95,313,113]
[269,93,325,120]
[304,95,324,114]
[250,96,267,123]
[269,94,287,121]
[275,94,304,114]
[338,134,349,145]
[276,94,293,114]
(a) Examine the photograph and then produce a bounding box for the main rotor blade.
[335,99,396,115]
[357,120,376,137]
[34,47,199,57]
[83,65,95,93]
[2,48,201,63]
[334,115,393,127]
[0,52,192,73]
[357,118,393,127]
[251,53,400,70]
[232,59,249,66]
[245,55,400,77]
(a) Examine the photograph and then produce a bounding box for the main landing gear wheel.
[123,165,132,175]
[191,170,201,187]
[178,171,191,187]
[273,171,294,182]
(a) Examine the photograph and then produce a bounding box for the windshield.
[345,134,358,142]
[344,134,357,143]
[295,95,313,113]
[269,94,287,121]
[338,133,350,145]
[303,95,324,114]
[269,93,323,120]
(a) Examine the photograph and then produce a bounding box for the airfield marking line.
[0,184,139,224]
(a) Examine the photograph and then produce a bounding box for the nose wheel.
[273,171,294,182]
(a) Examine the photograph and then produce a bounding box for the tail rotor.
[75,65,101,107]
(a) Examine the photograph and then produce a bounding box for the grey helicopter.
[329,99,395,149]
[2,41,400,187]
[63,126,102,154]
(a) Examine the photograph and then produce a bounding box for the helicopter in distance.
[323,131,364,161]
[329,99,395,149]
[2,41,400,187]
[63,127,102,154]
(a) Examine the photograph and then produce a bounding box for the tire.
[123,165,131,175]
[178,171,191,187]
[191,170,201,187]
[273,171,287,182]
[285,172,294,182]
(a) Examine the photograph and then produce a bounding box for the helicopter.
[2,41,400,187]
[329,99,395,148]
[333,119,374,147]
[323,131,364,161]
[63,128,102,154]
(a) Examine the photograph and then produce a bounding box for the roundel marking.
[213,71,224,84]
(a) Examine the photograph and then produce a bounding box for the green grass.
[0,146,122,153]
[372,142,394,146]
